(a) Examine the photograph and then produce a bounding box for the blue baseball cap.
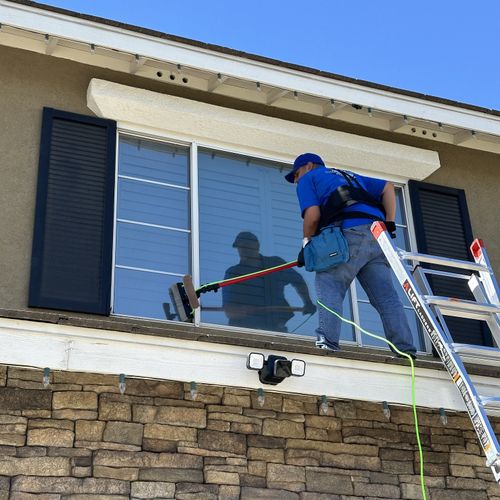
[285,153,325,183]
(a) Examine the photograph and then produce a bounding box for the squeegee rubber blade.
[182,275,200,309]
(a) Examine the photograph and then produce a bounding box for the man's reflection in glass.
[222,232,316,332]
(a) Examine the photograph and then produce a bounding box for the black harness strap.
[318,169,385,230]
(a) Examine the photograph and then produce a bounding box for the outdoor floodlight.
[246,353,306,385]
[247,352,265,370]
[290,359,306,377]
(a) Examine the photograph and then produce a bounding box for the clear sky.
[35,0,500,110]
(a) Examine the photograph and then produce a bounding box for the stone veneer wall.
[0,364,499,499]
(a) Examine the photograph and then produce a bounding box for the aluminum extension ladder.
[371,221,500,483]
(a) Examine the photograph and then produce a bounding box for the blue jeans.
[315,224,417,354]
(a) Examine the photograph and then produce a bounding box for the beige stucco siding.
[0,45,498,310]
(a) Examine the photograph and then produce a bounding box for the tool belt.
[304,223,349,272]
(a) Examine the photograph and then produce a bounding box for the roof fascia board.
[2,1,500,137]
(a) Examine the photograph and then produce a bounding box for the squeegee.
[169,260,298,322]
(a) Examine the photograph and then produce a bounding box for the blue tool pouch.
[304,225,349,272]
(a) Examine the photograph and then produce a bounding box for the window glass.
[113,135,190,320]
[117,178,189,229]
[197,149,355,341]
[114,269,182,320]
[115,223,189,275]
[119,136,189,186]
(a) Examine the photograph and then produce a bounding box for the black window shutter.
[408,180,492,346]
[29,108,116,315]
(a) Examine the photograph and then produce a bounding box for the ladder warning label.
[457,378,490,451]
[403,280,458,378]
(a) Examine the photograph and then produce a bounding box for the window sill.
[0,307,498,380]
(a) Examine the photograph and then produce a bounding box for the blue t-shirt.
[296,166,386,229]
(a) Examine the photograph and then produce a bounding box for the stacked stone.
[0,365,499,499]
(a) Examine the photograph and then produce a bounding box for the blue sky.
[39,0,500,110]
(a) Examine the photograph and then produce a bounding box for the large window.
[113,135,425,352]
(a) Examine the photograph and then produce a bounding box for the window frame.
[111,127,428,353]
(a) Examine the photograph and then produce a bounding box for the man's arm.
[303,205,321,239]
[381,182,396,221]
[296,205,321,268]
[381,182,397,238]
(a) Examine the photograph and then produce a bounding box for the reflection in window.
[198,149,354,341]
[113,136,190,320]
[222,231,313,332]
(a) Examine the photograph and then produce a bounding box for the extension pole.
[170,261,299,322]
[207,261,298,290]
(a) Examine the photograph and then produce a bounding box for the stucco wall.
[0,45,498,311]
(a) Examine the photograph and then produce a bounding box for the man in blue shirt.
[285,152,417,358]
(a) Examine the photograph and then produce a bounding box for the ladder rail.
[470,239,500,307]
[469,240,500,347]
[372,222,500,477]
[468,274,500,344]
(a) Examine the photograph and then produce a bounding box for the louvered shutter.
[29,108,116,314]
[408,180,492,346]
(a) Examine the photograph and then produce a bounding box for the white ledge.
[88,79,440,181]
[1,316,499,415]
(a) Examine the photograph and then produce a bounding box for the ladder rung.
[480,397,500,409]
[400,251,489,273]
[452,343,500,366]
[491,462,500,482]
[488,459,500,476]
[419,268,472,281]
[424,296,500,315]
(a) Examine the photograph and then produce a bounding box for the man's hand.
[303,301,317,315]
[297,247,305,267]
[385,221,396,239]
[297,237,311,267]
